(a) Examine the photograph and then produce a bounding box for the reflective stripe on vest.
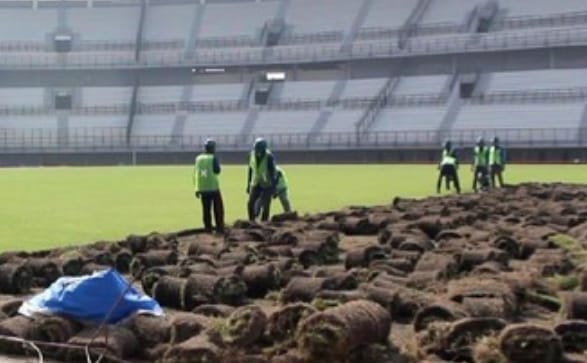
[249,150,272,187]
[441,155,457,166]
[489,146,503,165]
[194,154,219,192]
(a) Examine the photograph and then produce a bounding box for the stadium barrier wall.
[0,147,585,167]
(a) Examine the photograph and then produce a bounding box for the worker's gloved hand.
[195,191,201,199]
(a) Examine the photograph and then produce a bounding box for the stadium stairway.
[306,78,348,143]
[341,0,374,49]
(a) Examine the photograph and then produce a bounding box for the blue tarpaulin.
[19,268,163,324]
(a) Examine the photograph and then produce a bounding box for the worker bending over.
[437,141,461,194]
[472,137,490,192]
[489,136,506,188]
[274,166,292,212]
[247,138,276,221]
[193,139,225,233]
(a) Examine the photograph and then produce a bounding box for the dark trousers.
[437,164,460,194]
[473,165,489,191]
[248,185,273,221]
[200,191,225,233]
[490,164,505,188]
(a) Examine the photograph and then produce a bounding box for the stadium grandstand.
[0,0,586,165]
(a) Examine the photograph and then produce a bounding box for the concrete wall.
[1,147,585,167]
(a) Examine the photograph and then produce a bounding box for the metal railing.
[0,26,585,69]
[469,88,587,104]
[0,127,584,152]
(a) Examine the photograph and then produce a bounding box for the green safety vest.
[194,154,219,192]
[276,167,288,191]
[489,146,503,165]
[441,155,457,166]
[474,146,489,167]
[249,150,272,187]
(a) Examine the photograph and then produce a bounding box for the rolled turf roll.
[130,250,178,278]
[221,305,268,347]
[370,258,414,274]
[79,262,111,275]
[564,292,587,320]
[24,258,62,287]
[29,315,81,358]
[447,278,517,318]
[240,264,282,298]
[413,301,468,332]
[185,273,247,308]
[126,314,171,347]
[499,324,562,363]
[314,290,366,303]
[462,297,512,319]
[296,238,339,265]
[492,235,521,258]
[338,216,379,235]
[458,248,509,272]
[140,265,179,294]
[398,238,435,253]
[344,245,386,269]
[270,229,300,245]
[407,270,444,289]
[581,269,587,292]
[438,317,507,361]
[162,335,220,363]
[226,228,268,242]
[67,326,139,361]
[218,250,259,265]
[414,252,459,277]
[390,250,421,264]
[296,300,391,359]
[187,241,228,257]
[192,304,235,318]
[554,320,587,352]
[0,263,32,294]
[471,261,505,275]
[0,315,35,354]
[0,299,23,317]
[114,249,132,274]
[169,312,212,344]
[262,245,294,258]
[281,277,338,303]
[267,303,318,341]
[151,276,188,309]
[291,247,321,268]
[58,253,84,276]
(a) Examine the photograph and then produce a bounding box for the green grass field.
[0,164,585,251]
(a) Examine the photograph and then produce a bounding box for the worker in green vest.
[193,139,224,233]
[489,136,506,188]
[472,137,490,192]
[246,137,276,221]
[437,141,460,194]
[273,166,292,212]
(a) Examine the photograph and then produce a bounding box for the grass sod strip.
[437,317,507,361]
[296,300,391,359]
[240,263,282,298]
[220,305,267,347]
[0,299,24,317]
[0,263,32,294]
[66,326,139,361]
[23,258,62,287]
[152,275,188,310]
[498,324,563,363]
[267,303,318,342]
[281,277,338,303]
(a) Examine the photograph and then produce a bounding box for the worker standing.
[274,166,292,212]
[246,138,276,221]
[193,139,224,233]
[437,141,461,194]
[489,136,506,188]
[472,137,490,192]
